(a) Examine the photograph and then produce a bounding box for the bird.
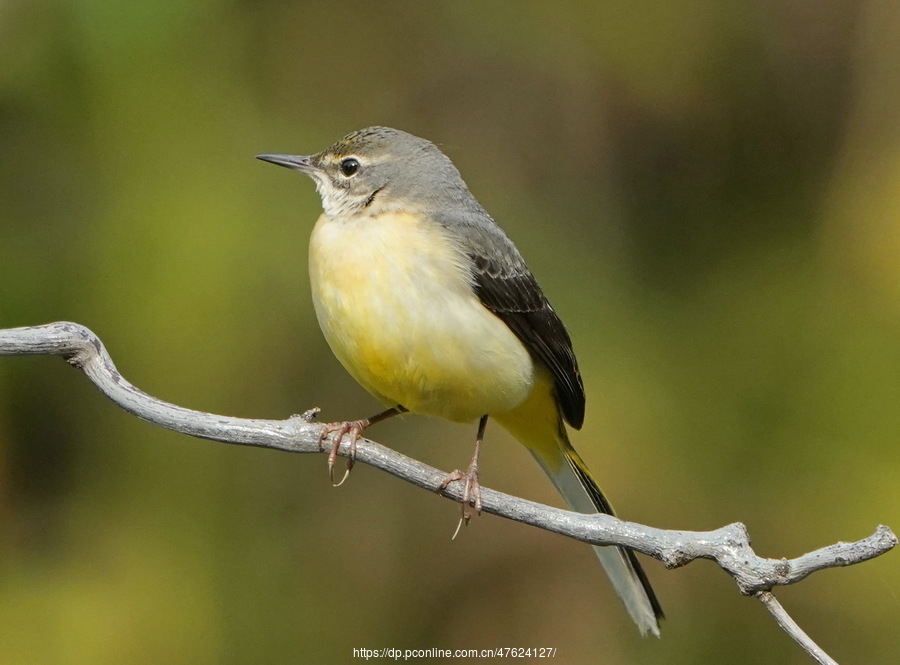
[257,126,663,636]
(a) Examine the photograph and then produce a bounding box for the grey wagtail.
[257,127,663,636]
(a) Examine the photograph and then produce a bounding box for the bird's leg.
[319,405,406,486]
[440,415,488,532]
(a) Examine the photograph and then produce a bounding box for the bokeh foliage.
[1,2,898,663]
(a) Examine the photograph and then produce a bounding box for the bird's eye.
[339,157,360,177]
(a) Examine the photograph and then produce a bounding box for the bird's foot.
[439,461,482,537]
[316,407,406,487]
[318,419,369,487]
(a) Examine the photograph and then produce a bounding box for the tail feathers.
[530,443,664,637]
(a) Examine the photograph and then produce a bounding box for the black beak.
[255,153,315,171]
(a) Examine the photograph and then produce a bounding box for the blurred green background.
[1,1,898,663]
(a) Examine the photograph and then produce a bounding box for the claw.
[439,462,482,527]
[451,516,464,541]
[313,407,406,487]
[331,466,351,487]
[319,420,366,487]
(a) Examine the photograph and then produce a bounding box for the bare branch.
[1,321,896,664]
[756,592,838,665]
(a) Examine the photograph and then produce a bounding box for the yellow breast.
[308,210,534,422]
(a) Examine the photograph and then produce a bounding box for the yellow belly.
[308,210,535,422]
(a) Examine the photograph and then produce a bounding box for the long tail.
[494,381,663,636]
[534,440,663,636]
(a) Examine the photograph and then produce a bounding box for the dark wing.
[438,211,585,429]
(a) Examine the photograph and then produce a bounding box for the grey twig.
[1,321,896,664]
[757,592,838,665]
